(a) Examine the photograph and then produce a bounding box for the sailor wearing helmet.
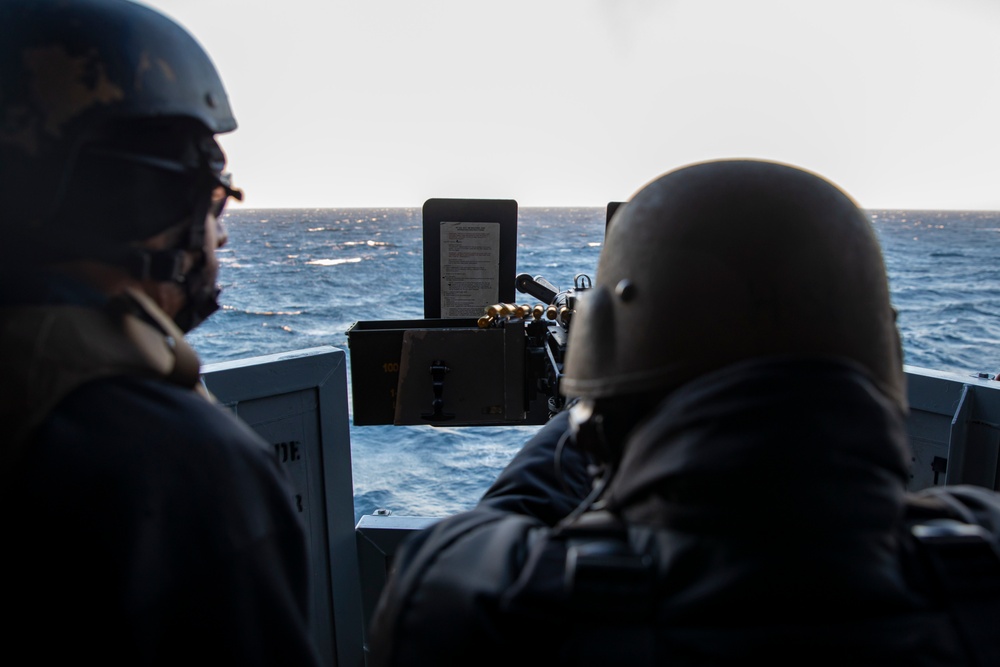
[0,2,319,664]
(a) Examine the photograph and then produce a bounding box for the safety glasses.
[210,172,244,219]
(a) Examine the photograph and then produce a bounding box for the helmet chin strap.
[119,182,220,333]
[556,398,621,524]
[568,397,646,470]
[165,186,220,333]
[172,268,220,333]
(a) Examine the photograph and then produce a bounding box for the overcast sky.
[144,0,1000,210]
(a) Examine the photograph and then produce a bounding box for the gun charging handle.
[515,273,558,304]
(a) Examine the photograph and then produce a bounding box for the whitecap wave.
[306,257,363,266]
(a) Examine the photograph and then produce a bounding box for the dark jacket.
[368,358,1000,666]
[1,292,319,665]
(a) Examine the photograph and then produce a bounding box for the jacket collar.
[603,357,910,535]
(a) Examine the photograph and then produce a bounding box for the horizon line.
[224,204,1000,213]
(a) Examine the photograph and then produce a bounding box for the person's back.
[0,1,319,663]
[367,160,1000,666]
[4,375,315,663]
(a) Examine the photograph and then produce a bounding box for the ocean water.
[188,207,1000,521]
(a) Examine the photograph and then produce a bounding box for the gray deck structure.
[203,347,362,667]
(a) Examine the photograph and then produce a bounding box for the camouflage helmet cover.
[0,0,236,250]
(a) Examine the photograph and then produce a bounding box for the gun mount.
[346,272,592,427]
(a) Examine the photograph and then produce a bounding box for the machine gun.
[346,271,592,427]
[347,196,621,427]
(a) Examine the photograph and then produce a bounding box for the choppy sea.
[187,207,1000,522]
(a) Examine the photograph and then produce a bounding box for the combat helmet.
[0,0,238,268]
[561,159,906,414]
